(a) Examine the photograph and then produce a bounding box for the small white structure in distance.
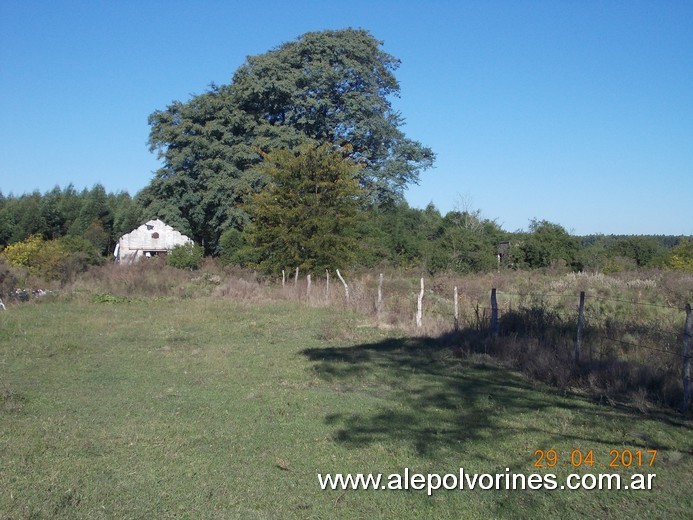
[114,219,193,264]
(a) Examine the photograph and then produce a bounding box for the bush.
[610,236,670,268]
[0,257,19,300]
[2,234,46,270]
[671,239,693,271]
[166,242,204,270]
[218,229,260,267]
[1,234,102,283]
[2,234,70,280]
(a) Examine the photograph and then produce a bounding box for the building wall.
[115,219,192,263]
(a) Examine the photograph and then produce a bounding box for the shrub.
[671,239,693,271]
[1,234,103,283]
[519,220,579,269]
[2,234,45,270]
[218,229,260,267]
[2,234,72,280]
[166,243,204,270]
[610,236,670,268]
[0,257,18,300]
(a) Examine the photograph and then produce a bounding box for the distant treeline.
[4,27,692,282]
[0,185,143,255]
[1,185,691,281]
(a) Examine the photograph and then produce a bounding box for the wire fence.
[428,285,691,413]
[324,273,689,413]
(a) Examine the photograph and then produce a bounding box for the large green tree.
[139,28,434,253]
[514,219,579,269]
[610,236,670,268]
[246,143,363,273]
[434,210,505,273]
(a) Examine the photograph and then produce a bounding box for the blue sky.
[1,0,691,235]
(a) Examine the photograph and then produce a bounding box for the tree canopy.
[139,28,434,253]
[511,220,579,269]
[1,185,691,277]
[246,143,363,273]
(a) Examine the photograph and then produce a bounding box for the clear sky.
[1,0,691,235]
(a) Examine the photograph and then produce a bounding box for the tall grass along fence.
[7,262,691,414]
[284,269,691,414]
[477,288,691,413]
[445,285,689,414]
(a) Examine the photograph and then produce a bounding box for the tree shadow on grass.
[301,333,692,460]
[304,334,563,457]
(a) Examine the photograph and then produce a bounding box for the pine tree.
[247,143,363,273]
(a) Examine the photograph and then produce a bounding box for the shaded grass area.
[1,299,691,519]
[489,297,685,409]
[303,336,692,518]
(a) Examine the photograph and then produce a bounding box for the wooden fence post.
[575,291,585,364]
[416,277,424,328]
[453,286,459,331]
[377,273,384,316]
[336,269,349,303]
[491,288,499,337]
[683,303,692,413]
[307,274,312,298]
[294,267,299,287]
[282,269,286,287]
[325,270,330,300]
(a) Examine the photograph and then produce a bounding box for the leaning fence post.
[336,269,349,304]
[453,286,459,331]
[491,288,499,337]
[575,291,585,364]
[683,303,692,413]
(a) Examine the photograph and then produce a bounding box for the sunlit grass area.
[1,297,691,518]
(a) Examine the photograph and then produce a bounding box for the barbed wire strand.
[585,295,684,311]
[592,334,682,358]
[445,289,685,309]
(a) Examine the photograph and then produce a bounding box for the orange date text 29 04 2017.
[533,449,657,468]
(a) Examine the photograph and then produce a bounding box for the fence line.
[480,289,686,354]
[494,292,683,311]
[594,335,682,358]
[390,279,689,412]
[586,295,684,311]
[278,270,689,411]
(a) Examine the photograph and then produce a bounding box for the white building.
[114,219,193,264]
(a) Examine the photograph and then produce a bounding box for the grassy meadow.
[1,266,692,518]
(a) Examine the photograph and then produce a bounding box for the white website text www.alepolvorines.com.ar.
[318,468,656,496]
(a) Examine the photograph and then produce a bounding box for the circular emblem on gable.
[152,232,160,239]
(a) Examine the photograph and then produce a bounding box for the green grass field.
[1,297,691,519]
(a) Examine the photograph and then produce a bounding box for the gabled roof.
[117,219,192,252]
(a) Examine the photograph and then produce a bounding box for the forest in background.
[0,182,691,288]
[1,29,691,284]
